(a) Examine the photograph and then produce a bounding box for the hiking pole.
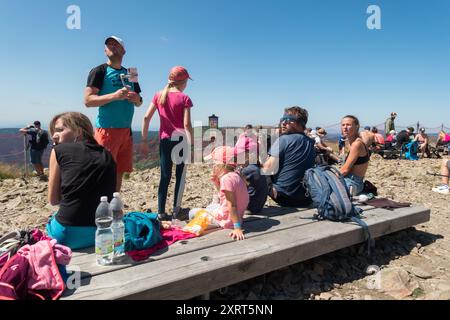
[23,135,28,178]
[426,171,450,178]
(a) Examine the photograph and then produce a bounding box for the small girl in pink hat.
[188,146,249,240]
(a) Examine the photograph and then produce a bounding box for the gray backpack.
[303,165,373,255]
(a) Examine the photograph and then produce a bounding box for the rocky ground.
[0,156,449,300]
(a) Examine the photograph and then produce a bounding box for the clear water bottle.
[95,196,113,265]
[110,192,125,261]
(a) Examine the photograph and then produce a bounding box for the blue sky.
[1,0,449,132]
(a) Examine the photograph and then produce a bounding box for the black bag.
[362,180,378,196]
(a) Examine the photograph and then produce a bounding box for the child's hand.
[161,221,172,230]
[229,228,245,241]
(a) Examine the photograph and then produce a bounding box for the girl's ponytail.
[158,82,172,106]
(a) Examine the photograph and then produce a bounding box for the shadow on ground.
[208,227,443,300]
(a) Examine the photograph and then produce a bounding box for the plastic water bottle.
[95,196,113,265]
[110,192,125,260]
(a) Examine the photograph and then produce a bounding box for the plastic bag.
[183,209,213,236]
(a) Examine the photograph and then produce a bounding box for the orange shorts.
[95,128,133,173]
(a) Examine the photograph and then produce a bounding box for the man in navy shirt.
[262,106,315,207]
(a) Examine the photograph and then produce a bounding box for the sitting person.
[395,129,412,149]
[371,127,385,151]
[360,126,375,147]
[407,127,416,140]
[199,146,250,240]
[385,130,396,144]
[414,127,431,158]
[262,106,315,207]
[432,158,449,194]
[234,124,258,158]
[46,112,117,249]
[437,131,450,152]
[312,128,340,164]
[234,145,268,215]
[340,115,370,196]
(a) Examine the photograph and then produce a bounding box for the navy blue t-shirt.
[240,164,268,214]
[269,133,315,199]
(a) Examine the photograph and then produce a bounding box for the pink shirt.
[152,92,193,140]
[234,132,258,155]
[374,133,385,144]
[215,172,249,229]
[444,134,450,143]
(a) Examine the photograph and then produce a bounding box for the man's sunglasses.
[280,115,299,123]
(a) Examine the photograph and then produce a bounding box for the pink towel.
[127,227,197,261]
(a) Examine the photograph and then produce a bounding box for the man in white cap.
[84,36,143,191]
[385,112,397,138]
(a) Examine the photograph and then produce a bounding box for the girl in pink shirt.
[141,66,194,218]
[189,146,249,240]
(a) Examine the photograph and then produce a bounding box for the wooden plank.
[63,205,429,300]
[70,204,374,259]
[69,206,307,258]
[67,207,318,277]
[68,205,377,278]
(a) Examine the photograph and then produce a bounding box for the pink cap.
[234,133,258,156]
[204,146,236,166]
[169,66,192,82]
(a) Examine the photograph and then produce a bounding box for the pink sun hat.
[204,146,237,166]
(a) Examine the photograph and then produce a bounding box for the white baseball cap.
[105,36,125,49]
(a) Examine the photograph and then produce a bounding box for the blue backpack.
[124,212,162,252]
[405,141,419,160]
[303,165,373,255]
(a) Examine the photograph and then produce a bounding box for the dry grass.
[0,162,22,180]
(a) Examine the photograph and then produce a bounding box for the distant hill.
[0,129,160,170]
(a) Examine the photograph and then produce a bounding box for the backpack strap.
[350,216,374,256]
[327,166,352,199]
[311,167,332,218]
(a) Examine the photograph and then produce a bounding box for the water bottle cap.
[100,196,108,202]
[113,192,120,198]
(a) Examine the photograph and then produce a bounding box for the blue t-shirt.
[87,64,142,129]
[269,133,315,199]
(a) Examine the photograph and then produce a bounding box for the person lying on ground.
[340,115,370,196]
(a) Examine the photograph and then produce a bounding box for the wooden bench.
[62,204,430,300]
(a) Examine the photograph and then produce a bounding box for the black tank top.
[55,142,116,227]
[346,139,370,165]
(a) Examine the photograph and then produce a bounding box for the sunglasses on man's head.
[280,115,298,123]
